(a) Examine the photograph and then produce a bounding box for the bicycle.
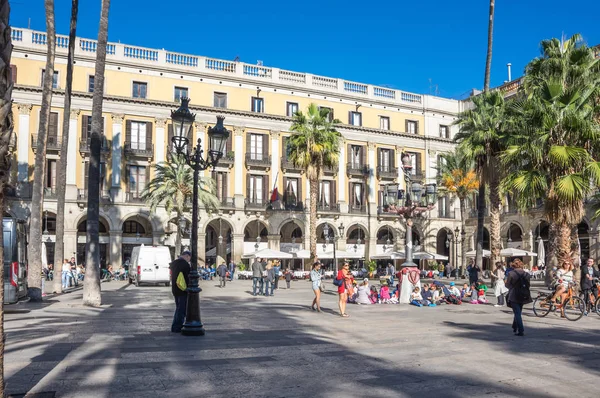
[532,283,584,321]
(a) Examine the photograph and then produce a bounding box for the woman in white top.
[550,261,574,304]
[493,262,508,307]
[310,262,323,312]
[61,259,72,290]
[355,278,371,305]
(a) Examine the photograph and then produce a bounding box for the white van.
[128,245,172,287]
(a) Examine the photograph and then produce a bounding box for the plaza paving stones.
[5,278,600,397]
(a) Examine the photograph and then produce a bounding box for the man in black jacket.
[170,251,191,333]
[581,258,599,314]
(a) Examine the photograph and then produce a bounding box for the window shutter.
[246,133,251,155]
[125,164,131,193]
[360,146,365,166]
[297,178,302,203]
[146,122,153,149]
[349,183,354,206]
[10,64,16,84]
[377,148,382,167]
[390,148,396,167]
[146,166,150,187]
[49,112,58,137]
[81,115,88,140]
[262,134,268,158]
[125,120,132,145]
[415,121,419,135]
[246,174,251,200]
[222,172,228,199]
[282,136,288,159]
[263,174,269,202]
[282,177,287,202]
[84,161,89,190]
[361,183,366,204]
[331,181,336,206]
[416,153,422,174]
[405,120,408,133]
[348,111,352,124]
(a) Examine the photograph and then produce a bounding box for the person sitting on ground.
[461,283,472,299]
[369,286,379,304]
[431,284,444,305]
[421,284,436,306]
[355,278,371,305]
[448,281,461,297]
[411,287,424,307]
[472,280,488,304]
[380,283,392,303]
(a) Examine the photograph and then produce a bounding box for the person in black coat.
[581,258,599,314]
[505,260,532,336]
[170,251,191,333]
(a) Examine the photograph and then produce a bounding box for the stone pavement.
[5,277,600,398]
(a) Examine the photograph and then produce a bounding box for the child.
[369,286,379,304]
[410,287,424,307]
[380,283,392,303]
[461,283,472,299]
[476,280,488,303]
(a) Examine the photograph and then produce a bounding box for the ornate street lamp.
[454,226,460,280]
[171,98,230,336]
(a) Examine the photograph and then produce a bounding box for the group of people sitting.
[351,279,399,305]
[409,280,490,307]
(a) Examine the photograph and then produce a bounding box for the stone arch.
[346,223,369,244]
[72,209,116,231]
[121,214,153,237]
[436,228,453,257]
[376,225,397,245]
[243,219,269,242]
[279,219,304,244]
[505,222,524,243]
[316,221,339,243]
[272,217,306,238]
[534,220,550,240]
[118,210,162,234]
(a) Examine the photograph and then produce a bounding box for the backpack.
[510,272,532,305]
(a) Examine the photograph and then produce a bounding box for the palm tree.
[436,150,479,275]
[28,0,56,301]
[502,35,600,267]
[454,91,506,269]
[0,1,15,394]
[83,0,110,307]
[483,0,496,91]
[288,103,341,267]
[142,154,219,255]
[53,0,79,294]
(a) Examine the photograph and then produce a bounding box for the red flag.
[270,187,280,203]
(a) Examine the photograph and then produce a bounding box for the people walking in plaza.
[505,259,532,336]
[310,262,323,312]
[492,262,508,307]
[265,261,275,296]
[273,260,281,290]
[337,262,353,317]
[581,258,599,314]
[251,258,264,296]
[217,262,228,288]
[387,262,396,285]
[285,268,292,289]
[445,263,453,279]
[228,260,236,281]
[170,251,191,333]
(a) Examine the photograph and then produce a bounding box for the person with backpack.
[170,251,191,333]
[505,259,532,336]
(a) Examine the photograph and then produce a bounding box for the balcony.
[44,187,57,200]
[317,203,340,214]
[124,142,154,159]
[438,209,456,219]
[31,135,62,153]
[408,171,424,182]
[377,165,398,179]
[245,153,271,169]
[269,201,304,212]
[125,192,145,204]
[245,198,268,210]
[348,204,367,214]
[77,189,111,205]
[220,197,235,210]
[281,158,303,173]
[216,153,235,168]
[469,208,490,218]
[346,162,368,177]
[79,137,112,156]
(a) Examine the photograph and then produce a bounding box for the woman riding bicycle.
[550,261,574,308]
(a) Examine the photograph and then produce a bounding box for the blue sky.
[11,0,600,99]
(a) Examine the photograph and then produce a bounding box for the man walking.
[252,257,264,296]
[217,262,228,288]
[445,262,453,279]
[387,263,395,286]
[581,258,599,314]
[170,251,191,333]
[228,260,236,281]
[505,260,531,336]
[273,261,281,290]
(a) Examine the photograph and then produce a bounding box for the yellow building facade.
[8,28,462,269]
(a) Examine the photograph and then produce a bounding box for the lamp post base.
[181,270,205,336]
[181,322,205,336]
[397,266,421,304]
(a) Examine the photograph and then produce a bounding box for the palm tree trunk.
[459,197,467,277]
[474,181,486,272]
[28,0,56,301]
[53,0,78,294]
[570,226,580,266]
[175,219,182,256]
[83,0,110,307]
[308,177,319,270]
[556,221,572,267]
[545,222,558,288]
[483,0,495,91]
[0,2,14,394]
[489,167,502,266]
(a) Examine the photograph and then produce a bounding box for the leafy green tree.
[287,103,341,268]
[502,34,600,267]
[142,154,219,255]
[454,91,506,268]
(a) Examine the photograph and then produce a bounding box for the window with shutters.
[248,175,264,204]
[213,171,228,201]
[319,107,334,122]
[123,221,145,234]
[284,177,299,206]
[88,75,95,93]
[351,183,364,208]
[319,180,333,207]
[41,69,59,89]
[129,121,147,150]
[349,112,362,126]
[48,112,59,137]
[249,134,264,160]
[83,161,106,192]
[46,159,57,192]
[82,115,106,139]
[439,125,450,138]
[174,86,188,102]
[379,149,391,172]
[350,145,362,167]
[406,120,418,134]
[214,92,227,108]
[128,165,147,199]
[406,152,420,176]
[380,116,390,130]
[251,97,264,113]
[437,154,446,176]
[438,197,451,218]
[286,102,298,117]
[132,81,147,99]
